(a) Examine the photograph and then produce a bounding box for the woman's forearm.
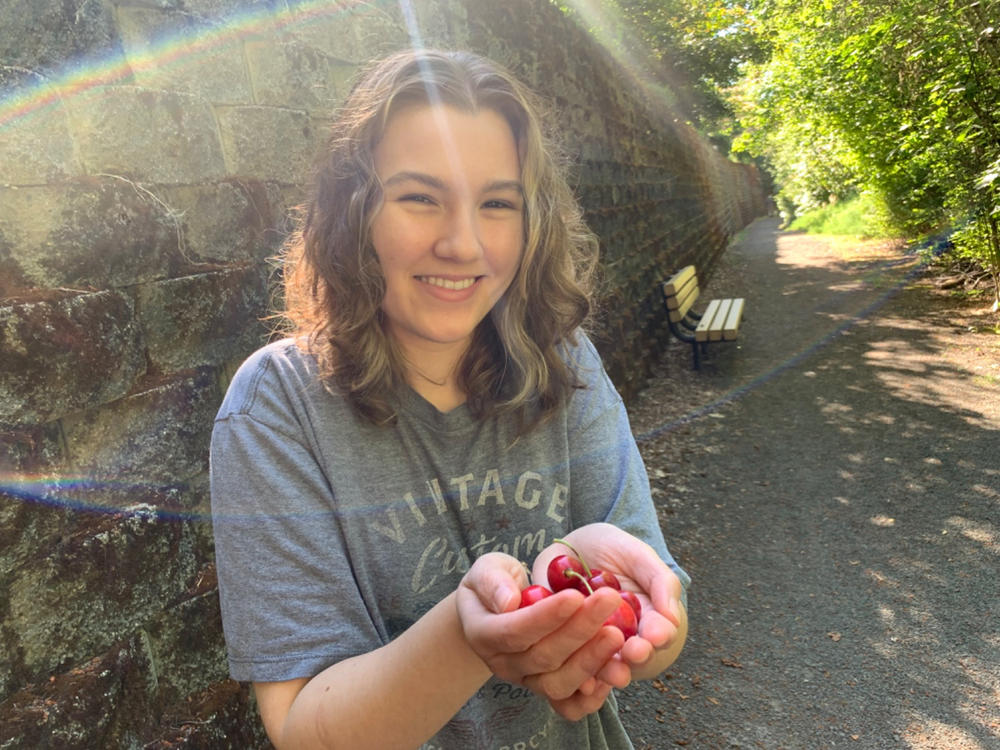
[276,591,492,750]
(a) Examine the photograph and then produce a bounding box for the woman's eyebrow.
[486,180,524,195]
[383,172,523,195]
[382,171,446,190]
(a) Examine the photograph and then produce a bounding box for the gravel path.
[619,217,1000,749]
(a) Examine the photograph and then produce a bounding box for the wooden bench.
[661,265,745,369]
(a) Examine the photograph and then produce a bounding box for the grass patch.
[789,194,894,238]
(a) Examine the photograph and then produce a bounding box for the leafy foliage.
[787,193,893,238]
[556,0,1000,306]
[731,0,1000,306]
[556,0,769,147]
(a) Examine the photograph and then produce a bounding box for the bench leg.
[691,341,700,370]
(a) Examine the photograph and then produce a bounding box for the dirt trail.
[619,217,1000,749]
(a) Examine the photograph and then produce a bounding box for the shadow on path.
[622,218,1000,749]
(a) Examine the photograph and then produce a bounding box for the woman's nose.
[434,207,484,262]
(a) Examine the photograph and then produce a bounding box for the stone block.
[0,477,213,704]
[263,181,305,238]
[0,480,200,607]
[135,266,271,373]
[0,291,146,426]
[65,86,227,184]
[0,0,122,79]
[106,0,184,8]
[0,637,157,745]
[177,0,285,20]
[284,1,407,62]
[352,5,411,58]
[0,100,82,185]
[61,368,220,485]
[244,37,357,113]
[159,180,284,263]
[0,422,63,475]
[403,0,462,48]
[143,585,228,707]
[144,680,269,749]
[564,103,607,142]
[116,6,253,104]
[4,504,199,690]
[0,423,65,579]
[0,179,181,294]
[215,105,317,182]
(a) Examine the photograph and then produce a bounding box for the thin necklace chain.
[402,354,450,387]
[410,367,447,387]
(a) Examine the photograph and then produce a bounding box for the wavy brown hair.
[280,49,599,429]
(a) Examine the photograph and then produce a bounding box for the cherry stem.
[520,559,533,585]
[553,537,593,577]
[564,569,595,595]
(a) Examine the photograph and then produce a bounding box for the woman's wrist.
[449,588,499,679]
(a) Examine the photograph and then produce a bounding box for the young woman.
[210,48,689,750]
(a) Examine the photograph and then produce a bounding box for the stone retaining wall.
[0,0,766,745]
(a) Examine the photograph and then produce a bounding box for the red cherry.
[587,569,621,591]
[519,584,554,608]
[547,554,588,593]
[620,591,642,619]
[604,600,639,639]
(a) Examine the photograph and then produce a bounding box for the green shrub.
[788,193,893,238]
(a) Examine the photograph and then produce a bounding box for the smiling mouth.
[418,276,479,290]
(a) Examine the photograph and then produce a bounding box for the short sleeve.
[209,348,383,682]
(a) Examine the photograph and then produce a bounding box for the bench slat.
[713,299,733,342]
[662,265,696,297]
[664,279,698,310]
[710,298,732,342]
[723,298,744,340]
[663,266,700,321]
[694,298,724,342]
[695,298,743,342]
[666,283,699,321]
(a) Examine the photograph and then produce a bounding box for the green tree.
[557,0,769,148]
[559,0,1000,307]
[731,0,1000,306]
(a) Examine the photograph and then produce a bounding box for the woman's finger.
[461,551,531,614]
[471,588,622,688]
[548,681,614,722]
[524,587,621,671]
[525,625,623,700]
[459,585,585,656]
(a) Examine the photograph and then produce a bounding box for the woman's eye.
[483,199,518,210]
[401,194,435,205]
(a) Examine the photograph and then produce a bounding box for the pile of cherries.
[519,539,641,639]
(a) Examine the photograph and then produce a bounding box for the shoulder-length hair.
[280,48,599,429]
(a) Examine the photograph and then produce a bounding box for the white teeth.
[420,276,476,290]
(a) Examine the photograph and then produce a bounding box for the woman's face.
[369,102,525,361]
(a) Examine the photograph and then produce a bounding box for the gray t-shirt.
[210,333,690,749]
